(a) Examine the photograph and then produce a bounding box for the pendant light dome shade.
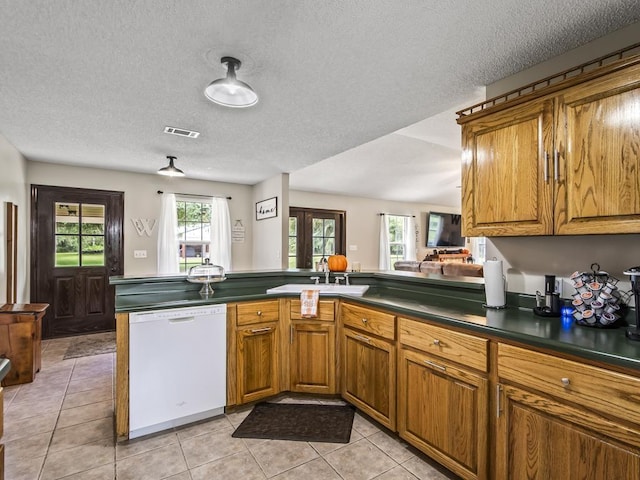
[204,57,258,108]
[157,156,185,177]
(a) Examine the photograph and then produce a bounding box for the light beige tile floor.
[3,334,460,480]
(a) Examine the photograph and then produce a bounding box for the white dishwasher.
[129,304,227,439]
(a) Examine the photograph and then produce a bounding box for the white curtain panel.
[378,214,391,270]
[209,197,232,272]
[157,193,179,274]
[404,216,417,261]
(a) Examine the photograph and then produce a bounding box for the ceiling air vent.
[164,126,200,138]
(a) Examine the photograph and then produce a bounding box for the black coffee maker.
[624,267,640,341]
[534,274,561,317]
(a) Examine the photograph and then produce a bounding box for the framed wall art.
[255,197,278,220]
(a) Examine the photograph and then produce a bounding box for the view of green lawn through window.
[55,203,105,267]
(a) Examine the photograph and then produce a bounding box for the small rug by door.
[232,402,356,443]
[63,331,116,359]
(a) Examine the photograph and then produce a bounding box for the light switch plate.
[349,245,358,251]
[133,250,147,258]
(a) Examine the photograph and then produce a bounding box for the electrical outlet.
[133,250,147,258]
[349,245,358,251]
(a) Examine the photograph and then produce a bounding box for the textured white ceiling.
[1,1,639,206]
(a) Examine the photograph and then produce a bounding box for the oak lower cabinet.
[397,317,489,480]
[340,302,396,430]
[497,343,640,479]
[289,299,336,394]
[235,300,280,405]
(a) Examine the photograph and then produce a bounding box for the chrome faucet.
[335,276,345,285]
[310,276,320,285]
[325,270,330,285]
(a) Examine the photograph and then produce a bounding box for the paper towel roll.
[484,260,506,308]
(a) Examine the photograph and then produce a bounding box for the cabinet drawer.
[399,318,488,372]
[498,343,640,425]
[290,299,335,322]
[341,303,395,340]
[236,300,279,326]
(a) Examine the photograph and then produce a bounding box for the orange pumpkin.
[328,254,348,272]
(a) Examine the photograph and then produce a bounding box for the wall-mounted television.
[426,212,464,247]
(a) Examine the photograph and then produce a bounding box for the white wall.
[27,161,255,275]
[290,190,464,270]
[0,134,29,303]
[252,174,289,270]
[485,23,640,299]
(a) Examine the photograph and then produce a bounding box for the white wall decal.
[131,218,157,236]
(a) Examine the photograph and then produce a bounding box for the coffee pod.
[600,312,616,325]
[580,291,593,305]
[597,291,612,303]
[572,292,583,301]
[591,300,604,316]
[588,282,602,294]
[570,272,585,287]
[603,281,617,294]
[582,309,596,324]
[572,298,586,312]
[573,310,583,321]
[604,303,620,314]
[575,280,588,293]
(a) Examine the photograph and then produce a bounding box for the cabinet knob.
[433,339,441,346]
[362,318,368,324]
[256,310,262,316]
[561,377,570,387]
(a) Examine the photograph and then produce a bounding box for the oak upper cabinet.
[458,56,640,237]
[289,299,337,394]
[236,300,280,405]
[397,318,489,480]
[460,97,554,237]
[554,62,640,234]
[496,343,640,479]
[340,302,396,430]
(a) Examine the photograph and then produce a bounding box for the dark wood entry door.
[30,185,124,338]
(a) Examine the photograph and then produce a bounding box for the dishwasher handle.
[168,316,195,324]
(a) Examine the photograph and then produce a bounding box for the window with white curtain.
[380,214,416,269]
[176,199,212,272]
[388,215,407,266]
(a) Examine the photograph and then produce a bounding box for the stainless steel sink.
[266,283,369,297]
[0,357,11,382]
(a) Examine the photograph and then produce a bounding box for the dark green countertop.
[344,292,640,372]
[111,270,640,372]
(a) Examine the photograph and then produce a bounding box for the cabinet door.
[398,348,488,480]
[341,327,396,430]
[236,322,279,404]
[555,63,640,234]
[461,98,554,236]
[497,384,640,480]
[290,322,336,394]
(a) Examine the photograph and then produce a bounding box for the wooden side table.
[0,303,49,386]
[435,253,470,263]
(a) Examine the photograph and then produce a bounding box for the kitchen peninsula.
[111,271,640,480]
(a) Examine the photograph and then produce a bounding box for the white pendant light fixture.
[204,56,258,108]
[157,156,185,177]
